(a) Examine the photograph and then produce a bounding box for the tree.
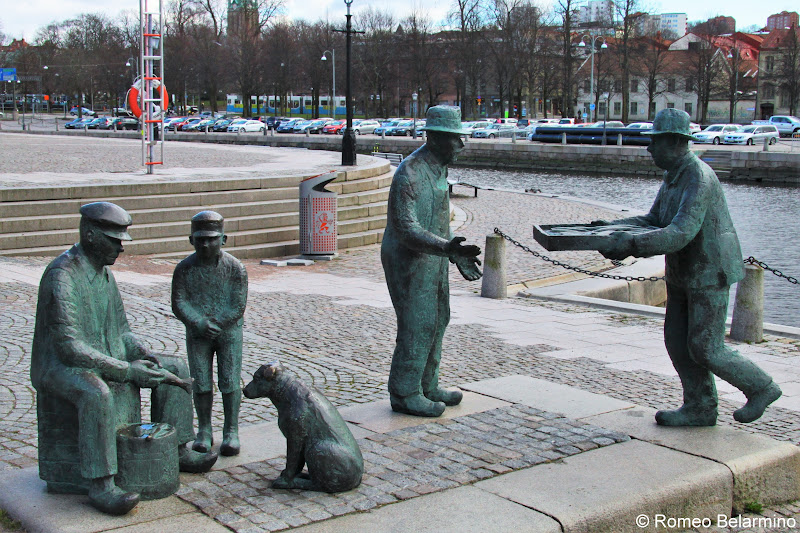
[777,28,800,116]
[354,8,396,117]
[555,0,580,118]
[611,0,646,123]
[447,0,485,119]
[634,34,670,120]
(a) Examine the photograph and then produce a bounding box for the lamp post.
[577,35,607,123]
[125,57,139,83]
[412,91,418,139]
[321,49,336,119]
[333,0,363,166]
[727,48,741,124]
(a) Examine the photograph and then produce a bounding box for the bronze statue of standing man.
[598,109,781,426]
[381,105,482,417]
[173,211,248,455]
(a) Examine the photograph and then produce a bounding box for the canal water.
[450,167,800,328]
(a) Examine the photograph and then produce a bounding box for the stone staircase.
[0,164,392,259]
[698,150,733,178]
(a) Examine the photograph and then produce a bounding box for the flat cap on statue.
[191,210,224,237]
[420,105,470,135]
[80,202,133,241]
[643,108,698,140]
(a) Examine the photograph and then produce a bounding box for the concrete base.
[2,375,798,533]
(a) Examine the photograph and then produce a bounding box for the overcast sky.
[2,0,798,42]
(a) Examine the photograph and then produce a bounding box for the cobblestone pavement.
[2,134,800,530]
[178,406,628,533]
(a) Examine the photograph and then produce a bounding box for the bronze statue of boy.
[381,105,483,417]
[597,109,781,426]
[31,202,216,516]
[172,211,248,455]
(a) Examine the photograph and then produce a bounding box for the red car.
[322,120,346,134]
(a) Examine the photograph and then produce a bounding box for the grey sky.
[2,0,796,42]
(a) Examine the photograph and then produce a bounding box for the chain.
[493,228,799,287]
[493,227,665,282]
[744,257,799,285]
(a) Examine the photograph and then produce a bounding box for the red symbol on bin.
[315,211,333,235]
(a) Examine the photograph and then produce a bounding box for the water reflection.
[450,167,800,328]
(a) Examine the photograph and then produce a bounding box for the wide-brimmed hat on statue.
[420,105,470,135]
[642,108,698,141]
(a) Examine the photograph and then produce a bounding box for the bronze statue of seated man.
[31,202,217,515]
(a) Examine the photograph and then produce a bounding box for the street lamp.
[412,92,418,139]
[125,57,139,83]
[334,0,361,166]
[321,50,336,119]
[577,35,607,122]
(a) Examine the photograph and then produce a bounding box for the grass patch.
[744,501,764,514]
[0,509,22,531]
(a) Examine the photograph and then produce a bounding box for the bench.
[372,152,403,165]
[447,178,479,197]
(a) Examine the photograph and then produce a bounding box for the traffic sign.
[0,68,17,82]
[582,113,588,118]
[589,103,596,110]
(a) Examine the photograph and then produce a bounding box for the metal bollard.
[512,132,517,144]
[730,264,764,343]
[381,130,386,139]
[763,137,769,152]
[305,129,310,137]
[205,125,209,134]
[481,234,507,298]
[561,132,567,145]
[617,133,623,146]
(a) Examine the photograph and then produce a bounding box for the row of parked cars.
[64,115,139,130]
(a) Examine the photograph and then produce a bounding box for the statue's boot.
[734,381,782,423]
[192,391,213,453]
[390,393,445,417]
[655,404,717,426]
[425,388,463,406]
[178,444,218,473]
[220,390,241,456]
[88,476,139,516]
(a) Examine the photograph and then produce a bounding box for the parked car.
[752,115,800,137]
[265,116,289,130]
[472,123,516,139]
[184,118,216,132]
[299,118,333,134]
[64,117,94,129]
[723,124,779,145]
[373,119,403,136]
[228,119,265,133]
[689,122,702,133]
[290,120,313,133]
[350,119,380,135]
[213,119,233,132]
[463,121,491,134]
[625,122,654,130]
[693,124,740,144]
[322,120,346,134]
[163,116,185,130]
[177,117,202,131]
[87,117,111,129]
[276,118,301,133]
[386,120,417,136]
[102,117,139,130]
[516,118,530,127]
[494,117,518,125]
[587,120,625,128]
[69,106,97,117]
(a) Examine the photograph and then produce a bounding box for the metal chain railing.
[495,228,800,287]
[493,227,665,282]
[744,256,799,285]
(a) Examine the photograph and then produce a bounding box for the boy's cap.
[191,210,224,237]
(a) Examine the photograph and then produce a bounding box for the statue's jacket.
[381,145,452,301]
[623,151,745,289]
[31,244,132,390]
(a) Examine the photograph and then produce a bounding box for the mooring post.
[561,132,567,145]
[763,137,769,152]
[481,234,507,299]
[617,133,623,146]
[730,264,764,343]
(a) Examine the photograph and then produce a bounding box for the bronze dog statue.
[243,362,363,492]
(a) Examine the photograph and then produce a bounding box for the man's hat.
[191,211,224,237]
[643,108,698,140]
[80,202,132,241]
[420,105,470,135]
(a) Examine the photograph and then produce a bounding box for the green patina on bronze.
[172,211,248,457]
[243,362,363,492]
[593,109,781,427]
[31,202,217,516]
[381,105,483,418]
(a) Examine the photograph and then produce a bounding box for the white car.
[625,122,653,130]
[351,119,380,135]
[227,119,265,133]
[689,122,702,134]
[693,124,740,145]
[722,124,779,145]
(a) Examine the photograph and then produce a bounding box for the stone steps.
[0,166,392,258]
